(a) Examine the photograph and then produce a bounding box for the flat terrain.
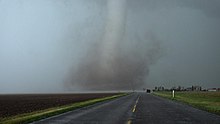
[153,91,220,115]
[33,93,220,124]
[0,93,118,118]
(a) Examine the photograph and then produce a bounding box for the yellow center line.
[132,96,140,113]
[132,104,137,112]
[127,120,132,124]
[127,95,141,124]
[136,96,140,103]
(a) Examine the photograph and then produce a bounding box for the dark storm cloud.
[0,0,219,93]
[178,0,220,18]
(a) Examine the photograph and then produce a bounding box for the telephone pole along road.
[32,93,220,124]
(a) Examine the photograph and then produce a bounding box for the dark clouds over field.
[0,0,220,93]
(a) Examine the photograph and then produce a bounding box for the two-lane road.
[32,93,220,124]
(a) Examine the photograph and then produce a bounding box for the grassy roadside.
[153,91,220,116]
[0,93,128,124]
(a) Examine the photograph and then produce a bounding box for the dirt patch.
[0,93,119,118]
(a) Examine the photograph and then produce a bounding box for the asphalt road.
[32,93,220,124]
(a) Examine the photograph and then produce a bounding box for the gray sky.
[0,0,220,93]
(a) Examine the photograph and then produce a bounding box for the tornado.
[99,0,127,80]
[66,0,161,91]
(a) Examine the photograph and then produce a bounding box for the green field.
[153,91,220,115]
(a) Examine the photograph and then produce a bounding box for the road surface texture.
[32,93,220,124]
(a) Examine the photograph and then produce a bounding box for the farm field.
[153,91,220,115]
[0,93,119,119]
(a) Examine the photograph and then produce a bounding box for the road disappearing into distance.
[32,93,220,124]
